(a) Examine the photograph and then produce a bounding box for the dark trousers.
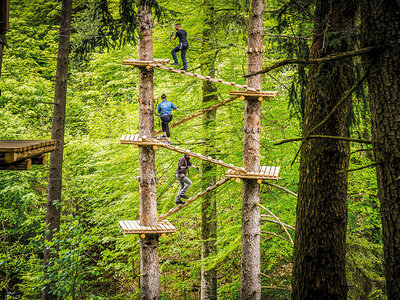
[160,114,173,137]
[171,43,189,70]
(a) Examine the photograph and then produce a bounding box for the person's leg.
[164,115,172,141]
[180,175,192,197]
[160,115,168,138]
[181,43,189,70]
[171,45,181,65]
[175,173,184,202]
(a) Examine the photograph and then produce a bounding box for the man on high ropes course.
[157,93,177,144]
[170,23,189,71]
[175,154,200,205]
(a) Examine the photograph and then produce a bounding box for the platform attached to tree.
[118,220,176,234]
[120,134,246,173]
[0,140,56,163]
[229,90,279,100]
[226,166,280,180]
[121,58,170,67]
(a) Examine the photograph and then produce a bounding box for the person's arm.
[157,104,161,113]
[190,165,201,172]
[171,103,177,110]
[172,31,177,40]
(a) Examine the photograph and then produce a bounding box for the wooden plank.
[274,166,280,178]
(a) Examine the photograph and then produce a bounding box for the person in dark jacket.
[175,154,200,205]
[170,23,189,71]
[157,93,177,144]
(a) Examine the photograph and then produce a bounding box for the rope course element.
[120,135,246,173]
[158,177,232,221]
[154,96,240,135]
[122,59,265,92]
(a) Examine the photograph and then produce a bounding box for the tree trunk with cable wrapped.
[137,0,159,299]
[241,0,263,298]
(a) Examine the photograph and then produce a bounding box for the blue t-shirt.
[158,100,177,116]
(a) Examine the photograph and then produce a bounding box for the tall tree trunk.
[137,1,159,299]
[200,2,218,299]
[241,0,263,299]
[42,0,73,299]
[359,1,400,298]
[292,1,356,299]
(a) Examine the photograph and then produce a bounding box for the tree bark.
[241,0,263,299]
[137,1,159,299]
[200,2,218,299]
[359,1,400,298]
[42,0,73,299]
[292,1,357,299]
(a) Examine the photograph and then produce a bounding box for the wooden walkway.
[158,177,231,221]
[0,140,56,167]
[120,135,246,174]
[226,166,280,180]
[154,96,240,135]
[119,219,176,235]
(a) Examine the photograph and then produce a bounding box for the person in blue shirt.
[157,93,177,144]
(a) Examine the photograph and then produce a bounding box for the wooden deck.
[226,166,280,180]
[118,220,176,234]
[229,90,279,100]
[0,140,56,163]
[120,135,246,174]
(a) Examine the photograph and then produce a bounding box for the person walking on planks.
[170,23,189,71]
[157,93,177,144]
[175,154,200,205]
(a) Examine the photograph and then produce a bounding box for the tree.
[200,1,218,298]
[42,0,73,299]
[137,0,159,298]
[359,1,400,298]
[241,0,263,298]
[292,1,357,298]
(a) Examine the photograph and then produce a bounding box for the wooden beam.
[32,155,47,165]
[4,145,56,163]
[0,158,32,170]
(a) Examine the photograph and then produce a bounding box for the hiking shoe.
[181,68,187,71]
[176,200,186,205]
[170,62,179,66]
[180,195,188,199]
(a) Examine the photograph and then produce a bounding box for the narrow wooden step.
[225,166,280,180]
[118,219,176,234]
[120,135,246,174]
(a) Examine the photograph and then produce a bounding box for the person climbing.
[157,93,177,144]
[175,154,200,205]
[170,23,189,71]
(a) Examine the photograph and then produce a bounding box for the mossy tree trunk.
[42,0,73,299]
[292,1,357,299]
[200,2,218,299]
[359,1,400,298]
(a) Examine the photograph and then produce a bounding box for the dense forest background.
[0,0,384,299]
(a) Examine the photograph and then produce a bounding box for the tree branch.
[256,202,294,245]
[244,46,375,77]
[262,182,298,197]
[259,231,292,243]
[261,217,295,230]
[275,135,372,146]
[347,162,380,173]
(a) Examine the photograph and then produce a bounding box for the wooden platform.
[118,220,176,234]
[121,58,170,67]
[229,90,279,100]
[0,140,56,163]
[120,135,246,174]
[226,166,280,180]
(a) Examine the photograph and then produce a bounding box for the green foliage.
[0,0,384,298]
